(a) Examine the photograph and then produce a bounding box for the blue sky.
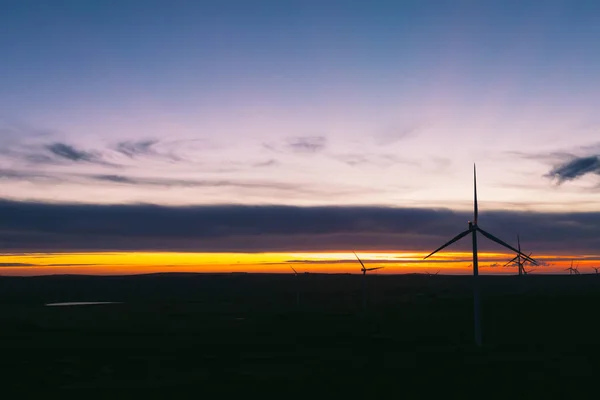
[1,0,600,210]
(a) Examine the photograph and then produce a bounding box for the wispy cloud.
[4,142,120,167]
[0,262,98,268]
[333,153,415,167]
[546,155,600,184]
[373,124,421,146]
[46,143,97,162]
[89,174,304,190]
[261,136,327,155]
[286,136,327,153]
[112,139,182,162]
[113,139,158,158]
[0,168,369,199]
[0,262,36,267]
[0,169,61,183]
[253,159,279,168]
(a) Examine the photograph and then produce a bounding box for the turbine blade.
[423,229,471,259]
[366,267,384,271]
[353,252,366,270]
[291,266,298,275]
[504,255,518,267]
[473,164,478,225]
[477,228,538,265]
[522,253,536,266]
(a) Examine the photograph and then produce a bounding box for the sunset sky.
[1,1,599,276]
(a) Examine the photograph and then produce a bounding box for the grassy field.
[0,273,599,396]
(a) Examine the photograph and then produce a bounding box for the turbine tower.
[424,164,537,347]
[353,252,384,310]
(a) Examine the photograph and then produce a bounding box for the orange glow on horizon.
[1,251,599,277]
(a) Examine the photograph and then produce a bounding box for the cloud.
[113,139,159,158]
[0,263,36,267]
[0,169,61,183]
[333,153,415,167]
[286,136,327,153]
[5,142,118,167]
[112,139,181,162]
[0,262,97,268]
[89,174,309,191]
[253,159,279,167]
[0,168,367,198]
[546,155,600,184]
[0,167,294,190]
[0,138,122,167]
[1,200,600,254]
[373,125,421,146]
[46,143,101,163]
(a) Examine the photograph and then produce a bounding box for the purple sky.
[1,1,600,212]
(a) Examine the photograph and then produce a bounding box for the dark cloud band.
[0,200,599,254]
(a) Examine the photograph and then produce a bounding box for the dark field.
[1,273,599,397]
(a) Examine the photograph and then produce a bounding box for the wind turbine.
[504,235,535,276]
[423,165,537,347]
[573,263,580,275]
[353,252,384,310]
[290,267,301,307]
[593,267,600,275]
[565,260,576,275]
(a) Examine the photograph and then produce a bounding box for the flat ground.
[0,273,599,397]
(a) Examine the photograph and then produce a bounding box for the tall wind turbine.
[353,252,384,310]
[423,165,537,347]
[504,235,534,276]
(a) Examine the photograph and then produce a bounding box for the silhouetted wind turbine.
[423,165,537,347]
[291,267,300,306]
[353,252,384,310]
[504,235,535,276]
[593,267,600,275]
[565,260,576,275]
[573,263,580,275]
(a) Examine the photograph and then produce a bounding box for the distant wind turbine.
[593,267,600,275]
[353,252,384,310]
[291,267,300,307]
[565,260,578,275]
[504,235,535,276]
[423,165,537,347]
